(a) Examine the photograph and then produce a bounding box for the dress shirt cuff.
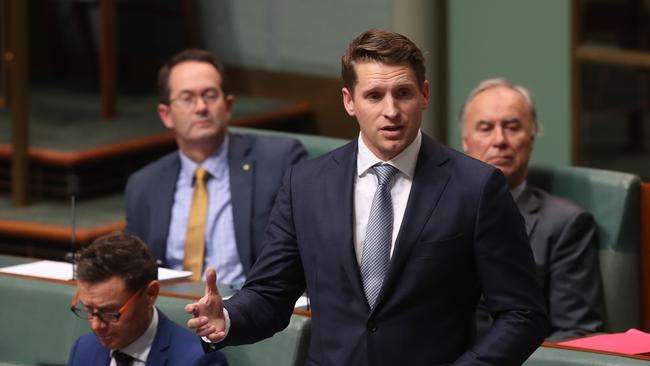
[201,307,230,343]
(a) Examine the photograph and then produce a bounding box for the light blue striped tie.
[360,164,399,309]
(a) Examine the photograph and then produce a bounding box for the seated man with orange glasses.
[68,232,227,366]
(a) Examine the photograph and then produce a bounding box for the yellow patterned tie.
[183,167,209,281]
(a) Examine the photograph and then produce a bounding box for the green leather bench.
[524,346,649,366]
[527,165,641,332]
[525,165,642,365]
[230,126,348,158]
[0,270,311,366]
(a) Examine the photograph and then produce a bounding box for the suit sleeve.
[547,211,604,340]
[220,166,306,346]
[456,169,549,365]
[67,337,81,366]
[124,174,139,236]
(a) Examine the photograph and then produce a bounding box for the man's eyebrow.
[79,299,120,311]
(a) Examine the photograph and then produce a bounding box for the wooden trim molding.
[0,100,312,167]
[0,219,125,244]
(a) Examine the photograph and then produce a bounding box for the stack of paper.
[0,260,192,282]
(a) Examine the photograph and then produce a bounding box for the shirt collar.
[357,130,421,178]
[179,134,230,182]
[112,307,159,363]
[510,180,527,202]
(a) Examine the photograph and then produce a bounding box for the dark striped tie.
[360,164,399,309]
[113,350,134,366]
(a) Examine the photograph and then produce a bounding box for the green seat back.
[230,126,348,158]
[528,165,641,332]
[0,275,88,366]
[157,295,311,366]
[525,346,649,365]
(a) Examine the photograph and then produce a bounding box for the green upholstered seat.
[525,165,643,365]
[528,165,641,333]
[230,126,348,158]
[524,346,649,365]
[0,267,310,366]
[157,296,311,366]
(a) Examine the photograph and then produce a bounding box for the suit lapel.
[516,186,540,237]
[95,346,110,365]
[228,133,255,274]
[374,136,451,311]
[146,310,170,366]
[151,154,181,260]
[325,141,365,297]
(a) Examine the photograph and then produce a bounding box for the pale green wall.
[197,0,392,76]
[195,1,572,165]
[448,0,572,166]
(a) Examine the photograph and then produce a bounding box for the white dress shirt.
[166,134,245,285]
[110,307,159,366]
[354,131,421,263]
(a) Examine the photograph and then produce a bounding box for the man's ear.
[224,94,235,120]
[157,104,174,130]
[342,87,356,117]
[146,280,160,304]
[421,80,430,109]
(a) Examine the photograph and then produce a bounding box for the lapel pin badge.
[242,163,251,171]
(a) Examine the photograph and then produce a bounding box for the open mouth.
[380,125,404,138]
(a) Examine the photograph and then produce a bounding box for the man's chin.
[97,335,120,349]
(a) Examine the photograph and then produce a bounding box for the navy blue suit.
[125,133,307,275]
[68,310,227,366]
[217,135,548,365]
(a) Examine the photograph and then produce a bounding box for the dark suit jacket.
[125,133,307,275]
[217,135,548,365]
[518,185,604,340]
[68,310,227,366]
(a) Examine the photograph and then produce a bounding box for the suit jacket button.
[368,323,377,332]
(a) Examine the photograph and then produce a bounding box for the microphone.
[65,175,80,279]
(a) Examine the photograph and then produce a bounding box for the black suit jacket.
[125,133,307,275]
[218,135,548,365]
[518,185,605,340]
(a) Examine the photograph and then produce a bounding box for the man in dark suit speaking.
[186,29,548,365]
[460,78,604,341]
[125,49,307,283]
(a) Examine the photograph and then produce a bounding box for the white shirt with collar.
[110,307,159,366]
[166,134,245,285]
[354,130,421,262]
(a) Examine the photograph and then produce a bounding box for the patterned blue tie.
[360,164,399,309]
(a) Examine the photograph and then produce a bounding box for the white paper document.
[0,260,192,282]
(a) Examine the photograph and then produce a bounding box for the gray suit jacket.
[476,184,605,341]
[517,185,605,341]
[125,132,307,276]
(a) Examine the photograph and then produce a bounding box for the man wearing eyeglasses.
[68,232,228,366]
[125,49,307,284]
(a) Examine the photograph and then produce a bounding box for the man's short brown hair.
[157,48,227,105]
[75,232,157,292]
[341,29,426,92]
